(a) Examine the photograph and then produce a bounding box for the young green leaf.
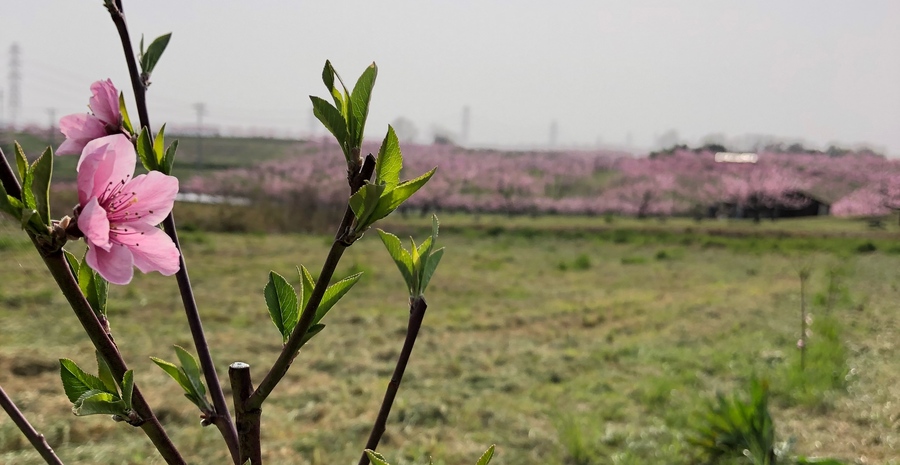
[120,370,134,410]
[350,63,377,145]
[150,357,192,394]
[173,345,206,399]
[321,60,336,98]
[153,124,167,166]
[162,139,178,175]
[119,92,134,135]
[301,323,326,345]
[310,96,350,156]
[30,147,53,225]
[73,391,128,416]
[298,265,315,313]
[368,167,437,224]
[364,450,391,465]
[140,32,172,75]
[349,182,386,231]
[0,183,17,219]
[375,125,402,188]
[14,142,27,185]
[78,255,108,316]
[63,250,80,280]
[136,127,157,171]
[264,271,300,343]
[475,445,496,465]
[95,352,119,395]
[314,272,363,325]
[377,229,415,294]
[419,248,444,296]
[59,358,109,403]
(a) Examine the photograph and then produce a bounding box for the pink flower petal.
[57,113,106,156]
[111,171,179,225]
[112,222,180,276]
[90,79,120,126]
[86,241,135,285]
[78,198,112,251]
[77,134,137,205]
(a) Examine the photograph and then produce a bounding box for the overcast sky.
[2,1,899,154]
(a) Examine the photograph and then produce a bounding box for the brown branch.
[357,296,427,465]
[103,3,241,462]
[229,363,261,464]
[0,385,65,465]
[0,146,185,465]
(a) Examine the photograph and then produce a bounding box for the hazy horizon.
[2,1,898,155]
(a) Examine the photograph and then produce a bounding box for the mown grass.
[1,215,899,464]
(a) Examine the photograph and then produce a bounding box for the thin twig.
[0,147,186,465]
[247,154,375,412]
[358,296,428,465]
[0,385,65,465]
[103,3,241,462]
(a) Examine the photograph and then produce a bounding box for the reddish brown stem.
[0,385,65,465]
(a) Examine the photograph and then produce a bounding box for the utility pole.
[193,102,206,168]
[9,43,21,131]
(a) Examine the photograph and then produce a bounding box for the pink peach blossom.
[58,79,123,156]
[76,134,180,284]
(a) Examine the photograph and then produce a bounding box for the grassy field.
[1,213,899,464]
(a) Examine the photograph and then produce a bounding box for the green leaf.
[475,445,495,465]
[310,96,349,156]
[375,126,402,188]
[120,370,134,410]
[14,142,27,185]
[173,345,206,399]
[365,450,390,465]
[63,250,80,280]
[30,147,52,225]
[349,182,386,231]
[264,271,300,343]
[298,265,315,313]
[153,124,167,166]
[136,127,157,171]
[377,229,415,294]
[150,357,192,395]
[350,63,377,145]
[95,352,119,395]
[119,92,134,135]
[301,323,326,345]
[368,167,437,224]
[59,358,109,403]
[162,139,178,175]
[78,254,108,316]
[314,272,362,325]
[0,185,20,220]
[73,391,127,416]
[140,33,172,75]
[321,60,336,97]
[16,144,35,210]
[419,248,444,296]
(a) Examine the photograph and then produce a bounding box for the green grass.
[0,215,899,464]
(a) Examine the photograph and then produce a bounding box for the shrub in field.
[0,3,493,464]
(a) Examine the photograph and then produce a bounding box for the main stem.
[0,385,65,465]
[357,297,428,465]
[1,146,185,465]
[105,3,240,462]
[229,363,261,464]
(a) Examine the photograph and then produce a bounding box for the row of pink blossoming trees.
[0,2,494,464]
[185,141,900,221]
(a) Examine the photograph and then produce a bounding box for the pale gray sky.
[2,1,899,154]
